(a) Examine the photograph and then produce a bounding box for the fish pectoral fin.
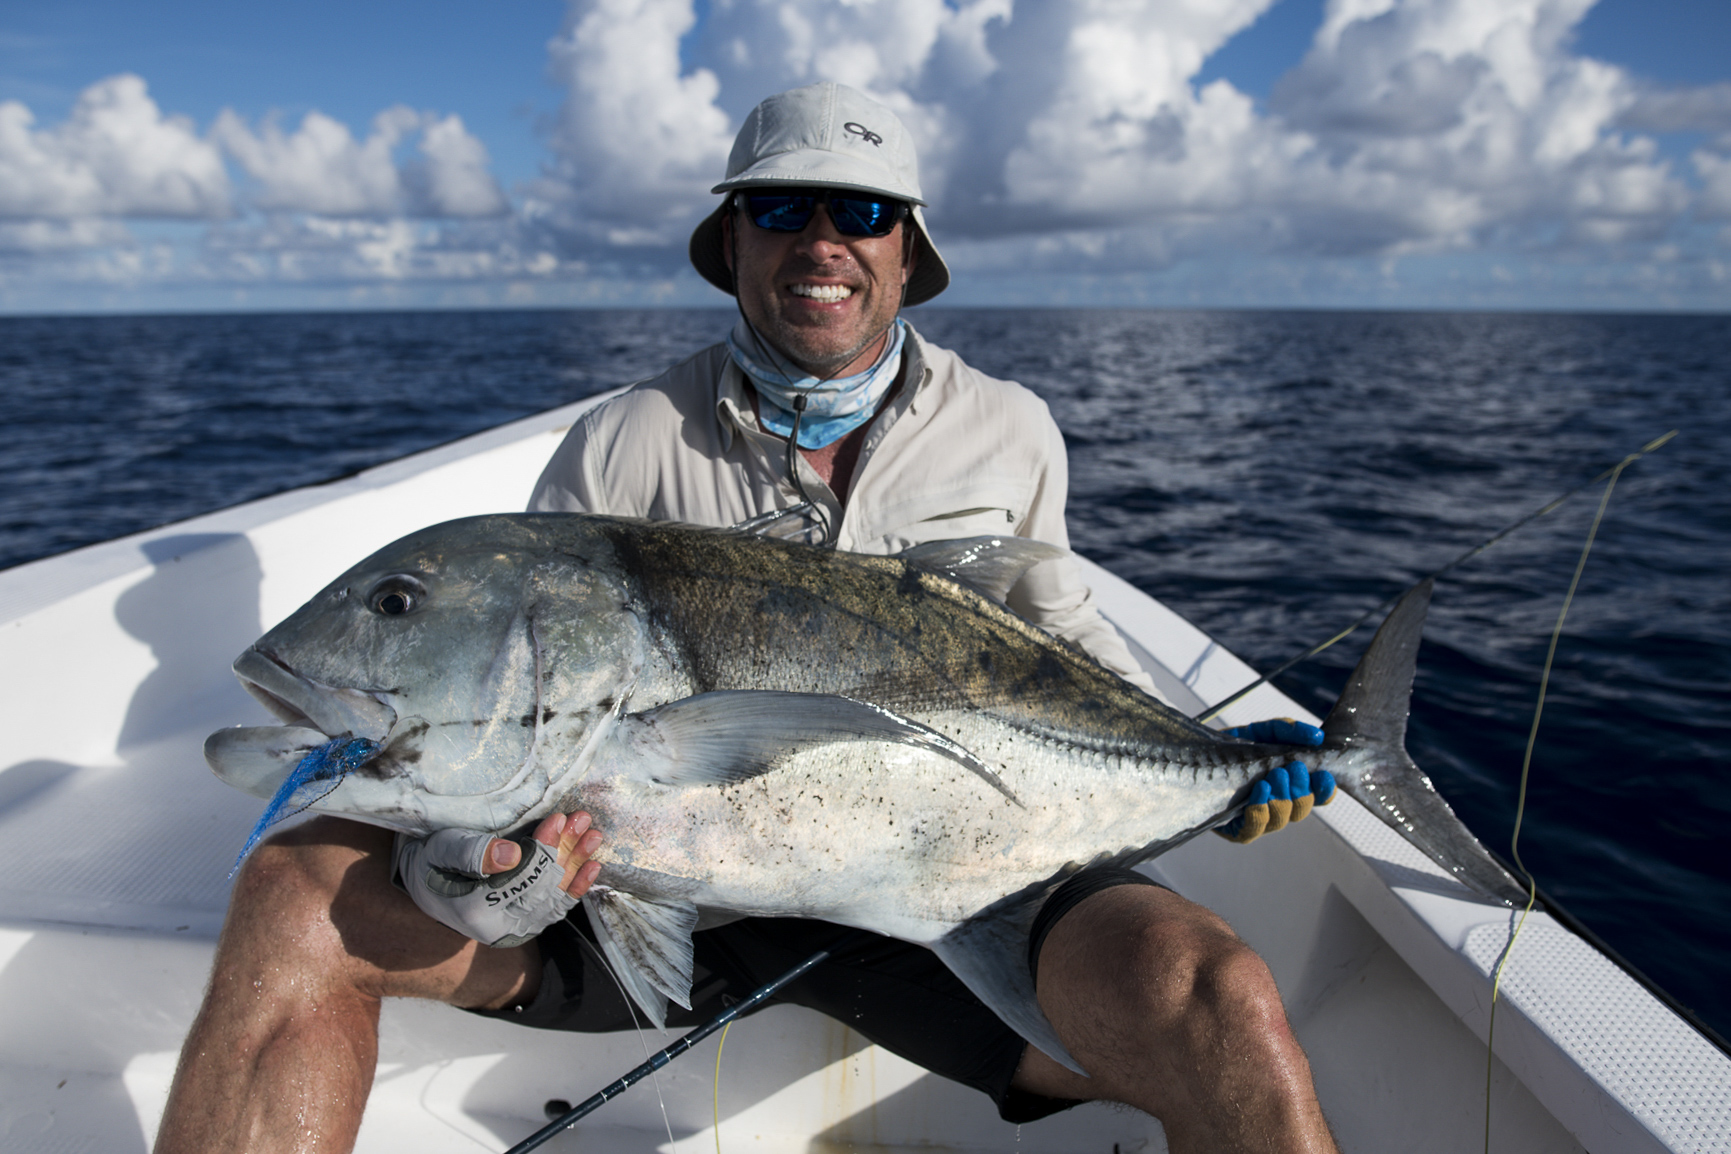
[898,537,1066,607]
[930,910,1088,1077]
[582,888,699,1029]
[622,691,1021,805]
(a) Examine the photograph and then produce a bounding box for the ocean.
[2,306,1727,1043]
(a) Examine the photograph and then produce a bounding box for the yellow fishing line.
[713,1020,732,1154]
[1481,437,1655,1153]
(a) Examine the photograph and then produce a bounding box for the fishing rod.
[503,948,830,1154]
[1191,430,1677,725]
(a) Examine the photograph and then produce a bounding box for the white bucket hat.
[689,82,951,307]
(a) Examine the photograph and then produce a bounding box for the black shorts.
[470,867,1165,1123]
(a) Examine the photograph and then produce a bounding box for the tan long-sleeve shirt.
[528,325,1158,696]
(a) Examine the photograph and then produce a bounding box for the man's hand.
[392,812,604,948]
[1217,719,1336,844]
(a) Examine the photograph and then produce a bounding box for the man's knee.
[1168,931,1287,1035]
[1038,884,1285,1032]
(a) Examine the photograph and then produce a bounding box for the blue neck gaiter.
[726,318,906,450]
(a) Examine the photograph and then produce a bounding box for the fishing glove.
[392,828,576,949]
[1218,719,1336,844]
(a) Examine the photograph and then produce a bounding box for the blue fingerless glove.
[1225,717,1325,747]
[1217,718,1335,844]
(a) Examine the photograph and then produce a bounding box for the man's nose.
[794,206,851,257]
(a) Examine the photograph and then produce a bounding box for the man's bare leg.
[154,814,598,1154]
[1012,884,1337,1154]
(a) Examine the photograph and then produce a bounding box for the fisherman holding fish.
[160,84,1341,1153]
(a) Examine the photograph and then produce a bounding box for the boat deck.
[1,396,1725,1152]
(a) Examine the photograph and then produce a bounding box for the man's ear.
[901,223,918,287]
[721,211,735,275]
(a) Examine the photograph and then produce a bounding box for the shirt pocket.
[872,481,1031,552]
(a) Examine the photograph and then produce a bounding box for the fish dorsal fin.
[898,536,1066,607]
[582,887,699,1028]
[930,901,1088,1076]
[618,690,1021,805]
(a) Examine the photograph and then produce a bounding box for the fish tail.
[1321,579,1527,906]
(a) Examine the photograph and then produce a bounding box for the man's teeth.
[791,284,853,301]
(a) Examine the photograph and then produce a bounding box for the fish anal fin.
[898,537,1066,607]
[931,906,1088,1077]
[621,691,1021,805]
[581,888,698,1028]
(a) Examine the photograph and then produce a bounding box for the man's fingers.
[553,812,592,868]
[532,811,568,847]
[1265,765,1294,833]
[480,812,582,876]
[557,813,604,896]
[1311,768,1337,806]
[465,811,601,890]
[561,834,603,896]
[464,815,569,876]
[1222,778,1274,843]
[1288,761,1315,823]
[481,837,522,875]
[569,858,603,899]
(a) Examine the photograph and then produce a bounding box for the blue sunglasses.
[738,188,909,237]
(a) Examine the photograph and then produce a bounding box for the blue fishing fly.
[229,736,379,876]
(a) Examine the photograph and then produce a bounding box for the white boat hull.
[1,396,1724,1152]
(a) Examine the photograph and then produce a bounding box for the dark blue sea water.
[3,307,1727,1043]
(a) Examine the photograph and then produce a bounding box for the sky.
[2,0,1729,314]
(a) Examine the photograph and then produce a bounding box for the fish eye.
[367,575,428,617]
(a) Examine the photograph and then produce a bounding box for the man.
[157,83,1337,1153]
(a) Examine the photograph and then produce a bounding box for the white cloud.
[529,0,733,251]
[0,74,230,220]
[0,73,506,230]
[214,106,508,218]
[521,0,1717,280]
[1619,81,1731,136]
[0,218,132,254]
[528,0,1027,257]
[214,106,417,217]
[4,0,1729,310]
[1696,148,1731,219]
[0,75,522,305]
[1256,0,1692,248]
[411,114,511,217]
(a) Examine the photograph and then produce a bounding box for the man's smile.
[789,283,855,302]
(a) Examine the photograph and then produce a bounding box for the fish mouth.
[205,650,400,802]
[205,724,340,801]
[231,648,397,743]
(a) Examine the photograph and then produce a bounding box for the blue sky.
[2,0,1728,313]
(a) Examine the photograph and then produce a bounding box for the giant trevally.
[205,513,1524,1072]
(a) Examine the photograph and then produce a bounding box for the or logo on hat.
[843,122,883,147]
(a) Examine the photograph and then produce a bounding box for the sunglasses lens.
[830,197,900,236]
[746,195,817,232]
[744,190,905,237]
